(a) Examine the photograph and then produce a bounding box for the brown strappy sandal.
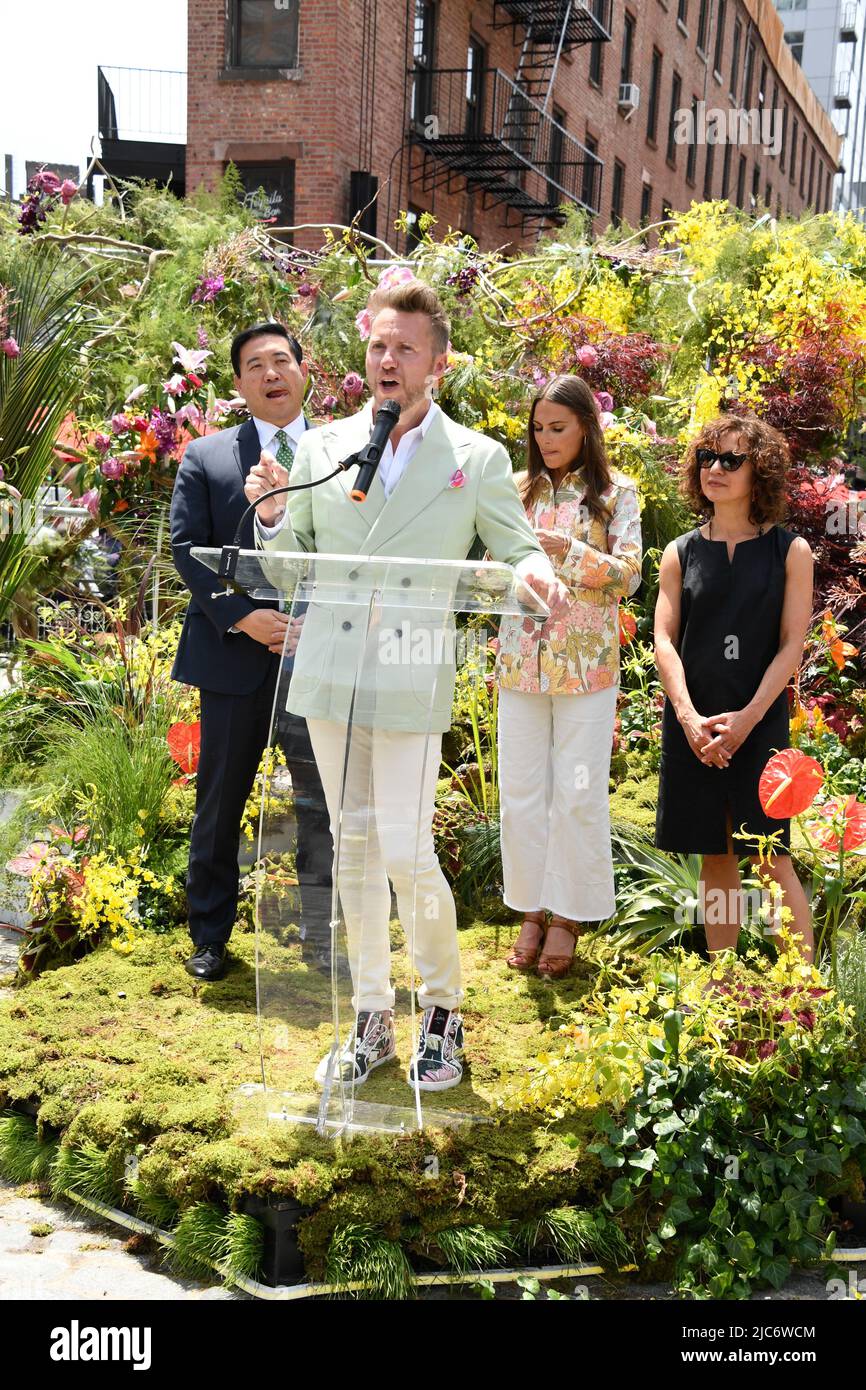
[537,915,580,980]
[506,911,547,971]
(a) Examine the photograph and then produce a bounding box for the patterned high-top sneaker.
[407,1006,465,1091]
[314,1010,396,1088]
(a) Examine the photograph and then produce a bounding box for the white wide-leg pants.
[498,685,618,922]
[306,719,460,1014]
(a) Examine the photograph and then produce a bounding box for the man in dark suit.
[170,322,333,981]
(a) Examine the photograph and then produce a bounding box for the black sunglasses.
[696,447,749,472]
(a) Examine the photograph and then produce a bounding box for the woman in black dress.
[654,413,815,960]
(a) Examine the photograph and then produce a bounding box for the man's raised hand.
[243,449,290,526]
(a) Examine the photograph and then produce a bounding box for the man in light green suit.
[245,278,565,1093]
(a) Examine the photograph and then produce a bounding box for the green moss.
[0,921,622,1274]
[610,775,659,837]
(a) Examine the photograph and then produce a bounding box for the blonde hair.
[366,278,450,355]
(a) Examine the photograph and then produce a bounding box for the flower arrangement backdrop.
[1,171,866,1298]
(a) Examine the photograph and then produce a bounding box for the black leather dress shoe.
[302,940,351,980]
[185,944,228,980]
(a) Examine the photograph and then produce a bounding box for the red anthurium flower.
[167,721,201,775]
[805,795,866,852]
[758,748,824,818]
[619,608,637,645]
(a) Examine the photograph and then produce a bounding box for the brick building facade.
[186,1,841,251]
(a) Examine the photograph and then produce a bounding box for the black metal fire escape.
[408,2,611,232]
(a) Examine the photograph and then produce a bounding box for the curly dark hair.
[681,413,790,527]
[522,374,613,525]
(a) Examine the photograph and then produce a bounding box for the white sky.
[0,0,187,196]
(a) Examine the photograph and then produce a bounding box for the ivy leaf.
[653,1112,686,1137]
[761,1255,791,1290]
[628,1147,657,1172]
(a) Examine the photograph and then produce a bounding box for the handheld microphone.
[350,400,401,501]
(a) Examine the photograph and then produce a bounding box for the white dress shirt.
[257,400,439,539]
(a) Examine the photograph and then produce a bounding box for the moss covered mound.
[0,922,613,1277]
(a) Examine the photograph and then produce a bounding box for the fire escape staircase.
[409,1,610,230]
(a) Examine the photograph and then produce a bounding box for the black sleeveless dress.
[655,525,797,856]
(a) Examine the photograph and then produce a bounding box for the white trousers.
[498,685,618,922]
[306,719,460,1013]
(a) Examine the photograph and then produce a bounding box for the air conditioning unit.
[618,83,640,117]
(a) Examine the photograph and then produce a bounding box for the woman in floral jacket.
[495,375,643,978]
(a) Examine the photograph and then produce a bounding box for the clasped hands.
[681,707,757,768]
[234,610,304,655]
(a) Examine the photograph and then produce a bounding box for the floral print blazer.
[496,468,643,696]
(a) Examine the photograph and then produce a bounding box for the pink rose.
[594,391,614,412]
[355,308,372,340]
[599,410,614,431]
[378,265,415,292]
[100,457,125,480]
[575,344,598,367]
[93,433,112,453]
[322,394,338,411]
[341,371,365,398]
[110,413,131,434]
[1,337,20,358]
[59,179,78,206]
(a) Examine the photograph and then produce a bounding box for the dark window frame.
[697,0,710,53]
[686,94,699,184]
[465,35,486,138]
[647,47,662,143]
[703,139,715,198]
[411,0,437,128]
[713,0,727,76]
[621,11,636,87]
[721,140,732,199]
[730,18,742,99]
[736,151,747,208]
[612,158,625,224]
[225,0,300,74]
[667,70,683,165]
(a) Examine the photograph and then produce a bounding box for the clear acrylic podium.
[191,546,548,1137]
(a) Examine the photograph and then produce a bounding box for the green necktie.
[274,429,295,468]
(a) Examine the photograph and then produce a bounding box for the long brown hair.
[522,375,613,524]
[682,413,790,527]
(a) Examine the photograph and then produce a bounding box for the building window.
[736,152,747,208]
[742,38,755,107]
[589,0,606,85]
[800,132,807,194]
[697,0,710,53]
[785,31,804,65]
[730,18,742,97]
[640,182,652,226]
[621,12,636,87]
[582,132,599,211]
[647,48,662,142]
[721,140,732,198]
[765,180,772,207]
[770,81,779,149]
[677,0,688,26]
[667,71,682,164]
[548,107,566,204]
[703,139,715,199]
[807,143,815,202]
[229,0,300,69]
[686,94,699,183]
[752,162,760,208]
[411,1,436,127]
[612,158,625,224]
[777,0,807,8]
[780,104,788,172]
[466,37,485,137]
[790,117,798,184]
[235,161,295,226]
[713,0,727,75]
[759,62,768,106]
